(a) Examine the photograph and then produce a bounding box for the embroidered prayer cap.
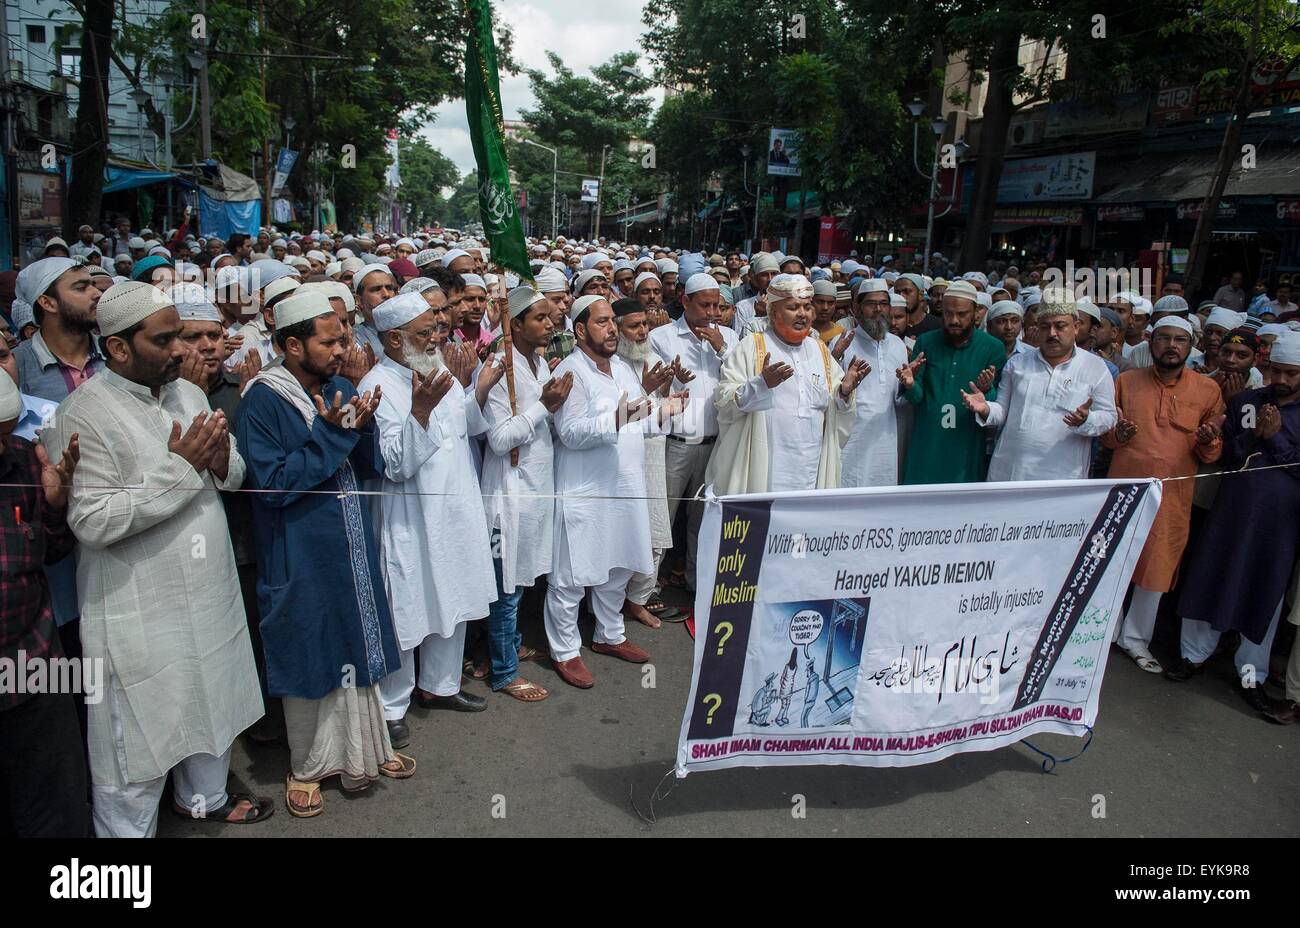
[96,280,176,336]
[274,290,335,330]
[374,292,432,332]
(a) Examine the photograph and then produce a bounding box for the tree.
[66,0,114,235]
[1164,0,1300,295]
[398,135,459,229]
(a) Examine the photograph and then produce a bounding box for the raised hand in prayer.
[691,323,725,353]
[959,382,989,418]
[475,339,493,362]
[541,371,574,412]
[616,390,654,429]
[1195,419,1221,445]
[1063,396,1093,428]
[347,387,383,431]
[896,353,926,391]
[831,328,854,362]
[760,352,795,388]
[445,341,477,387]
[411,368,455,427]
[35,433,79,509]
[1256,403,1282,440]
[641,359,675,396]
[224,332,244,361]
[669,356,696,385]
[340,343,377,386]
[177,345,208,388]
[1113,416,1138,444]
[657,390,691,425]
[208,411,231,481]
[649,308,671,329]
[235,349,263,391]
[475,355,506,409]
[975,365,998,393]
[1211,369,1247,400]
[168,411,225,473]
[548,356,562,372]
[839,357,871,398]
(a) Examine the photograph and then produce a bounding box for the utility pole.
[197,0,212,160]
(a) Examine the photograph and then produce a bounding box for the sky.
[418,0,662,179]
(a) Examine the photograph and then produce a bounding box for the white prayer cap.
[11,300,33,331]
[1257,323,1288,339]
[811,279,838,298]
[1022,289,1042,308]
[1037,287,1077,317]
[274,290,335,330]
[352,264,395,293]
[285,256,312,272]
[215,264,249,293]
[684,272,720,296]
[96,281,175,336]
[399,277,440,296]
[1205,308,1246,331]
[942,279,980,304]
[988,300,1024,321]
[855,277,888,295]
[889,292,907,308]
[265,277,301,307]
[301,280,355,312]
[306,249,327,263]
[633,271,660,293]
[655,258,679,275]
[441,248,471,267]
[508,286,546,319]
[1152,315,1195,336]
[572,269,607,294]
[128,236,147,250]
[1270,334,1300,366]
[250,258,295,288]
[460,273,487,291]
[767,273,814,299]
[570,294,606,323]
[147,244,171,258]
[1153,294,1189,314]
[335,248,355,260]
[373,292,431,332]
[0,367,21,422]
[16,257,78,305]
[1076,297,1101,322]
[340,257,366,275]
[325,261,342,278]
[412,248,440,268]
[581,253,606,270]
[535,269,568,293]
[749,253,780,275]
[974,291,993,310]
[395,237,415,249]
[271,238,287,248]
[169,283,221,323]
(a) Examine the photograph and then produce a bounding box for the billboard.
[766,128,801,177]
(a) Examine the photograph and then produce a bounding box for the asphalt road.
[159,600,1298,838]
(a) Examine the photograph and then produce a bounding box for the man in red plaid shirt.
[0,371,84,836]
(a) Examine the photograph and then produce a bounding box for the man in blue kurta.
[902,279,1006,484]
[235,290,414,819]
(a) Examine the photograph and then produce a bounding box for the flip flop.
[173,792,275,824]
[500,677,549,702]
[284,777,322,818]
[379,752,417,779]
[517,645,547,663]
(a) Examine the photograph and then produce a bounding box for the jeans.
[488,558,524,690]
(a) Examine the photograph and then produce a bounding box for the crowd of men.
[1,220,1297,839]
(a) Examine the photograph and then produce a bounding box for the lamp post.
[521,137,557,239]
[740,143,760,250]
[593,143,610,240]
[907,99,968,277]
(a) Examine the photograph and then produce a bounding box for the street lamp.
[907,103,965,276]
[740,143,761,248]
[521,137,558,239]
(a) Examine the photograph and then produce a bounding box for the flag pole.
[492,269,521,467]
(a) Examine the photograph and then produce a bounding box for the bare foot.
[623,602,661,629]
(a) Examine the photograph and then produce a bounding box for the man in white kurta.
[708,275,866,495]
[965,292,1117,481]
[43,281,267,837]
[839,278,909,487]
[649,273,738,589]
[359,292,496,738]
[479,286,569,700]
[546,295,687,689]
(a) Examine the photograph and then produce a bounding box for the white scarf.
[242,361,317,425]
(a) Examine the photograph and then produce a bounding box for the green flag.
[464,0,531,280]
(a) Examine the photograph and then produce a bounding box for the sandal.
[499,677,549,702]
[379,752,417,779]
[173,791,274,824]
[517,645,547,663]
[462,658,490,681]
[284,777,323,818]
[664,567,690,590]
[1123,648,1163,674]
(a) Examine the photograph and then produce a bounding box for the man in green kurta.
[901,279,1006,484]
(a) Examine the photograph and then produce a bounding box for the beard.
[403,335,442,376]
[770,316,809,346]
[617,334,653,365]
[860,317,888,340]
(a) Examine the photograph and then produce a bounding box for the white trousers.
[545,567,633,662]
[1181,599,1283,685]
[1117,585,1164,654]
[627,548,666,606]
[379,623,468,720]
[92,683,232,838]
[664,439,713,587]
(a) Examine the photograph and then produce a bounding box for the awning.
[1094,149,1300,204]
[103,161,194,194]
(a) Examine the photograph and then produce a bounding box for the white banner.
[676,479,1161,775]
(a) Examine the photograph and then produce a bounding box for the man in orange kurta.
[1104,317,1224,674]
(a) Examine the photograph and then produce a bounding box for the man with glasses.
[1104,316,1225,676]
[839,279,909,487]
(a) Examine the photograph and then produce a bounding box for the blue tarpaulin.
[103,164,194,194]
[198,189,262,239]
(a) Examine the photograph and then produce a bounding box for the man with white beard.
[839,278,909,486]
[358,290,498,747]
[614,297,693,628]
[546,295,689,688]
[478,286,573,702]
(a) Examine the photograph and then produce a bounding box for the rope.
[1021,726,1095,774]
[629,764,681,825]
